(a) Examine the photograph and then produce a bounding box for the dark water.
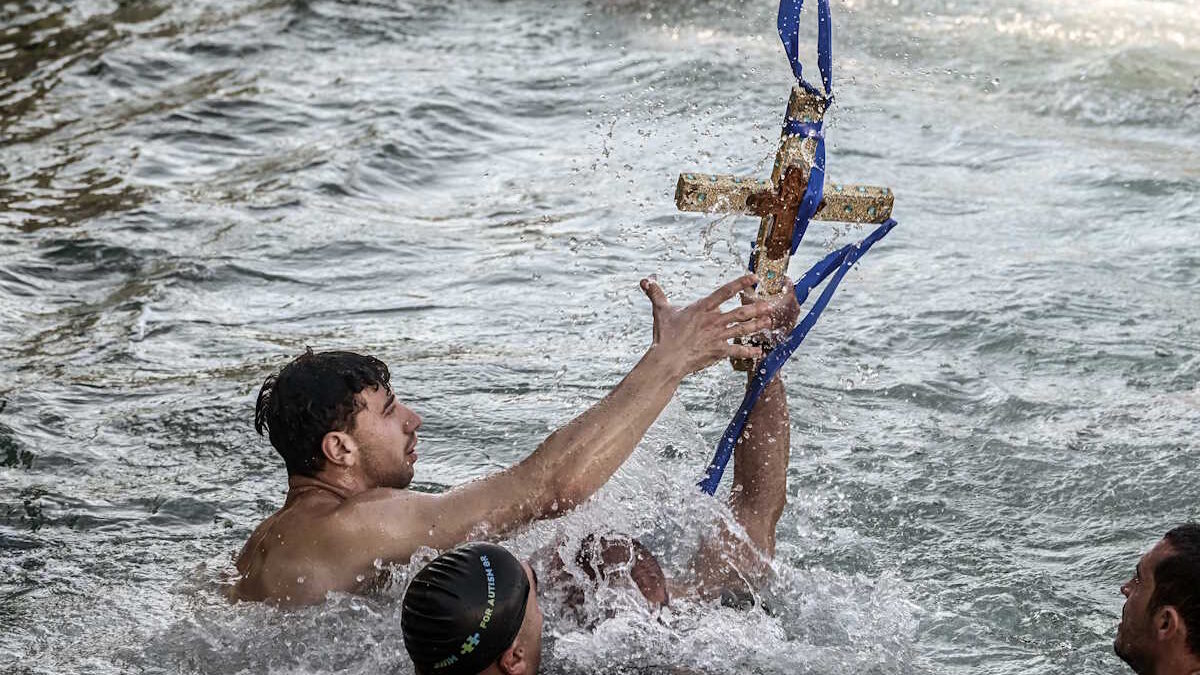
[1,0,1197,673]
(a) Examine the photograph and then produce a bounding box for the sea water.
[0,0,1197,673]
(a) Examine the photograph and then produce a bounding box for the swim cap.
[402,542,531,675]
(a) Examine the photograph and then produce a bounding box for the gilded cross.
[675,87,894,297]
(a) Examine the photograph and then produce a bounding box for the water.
[1,0,1197,672]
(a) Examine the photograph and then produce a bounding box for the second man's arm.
[402,274,779,550]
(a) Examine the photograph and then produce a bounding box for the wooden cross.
[674,86,894,369]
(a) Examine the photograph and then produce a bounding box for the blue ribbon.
[778,0,833,255]
[782,120,824,139]
[777,0,833,96]
[789,140,824,253]
[698,218,897,495]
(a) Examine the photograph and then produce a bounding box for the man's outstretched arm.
[728,371,790,556]
[691,284,799,595]
[689,372,790,595]
[401,274,777,550]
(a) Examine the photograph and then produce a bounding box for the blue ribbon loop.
[782,120,824,139]
[777,0,833,97]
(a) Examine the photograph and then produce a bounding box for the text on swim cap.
[436,553,504,668]
[479,554,497,630]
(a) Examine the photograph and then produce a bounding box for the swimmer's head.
[1115,523,1200,673]
[255,349,420,489]
[572,534,669,609]
[403,542,543,675]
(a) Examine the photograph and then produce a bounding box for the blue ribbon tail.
[698,218,897,495]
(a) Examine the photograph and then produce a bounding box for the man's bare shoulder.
[231,493,337,602]
[231,488,441,604]
[330,486,453,544]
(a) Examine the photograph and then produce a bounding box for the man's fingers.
[640,278,670,311]
[720,302,771,326]
[701,274,758,310]
[726,343,765,361]
[722,316,772,340]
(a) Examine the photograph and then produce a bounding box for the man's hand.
[742,276,802,347]
[640,274,773,377]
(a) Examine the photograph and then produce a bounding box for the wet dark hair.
[254,348,391,476]
[575,534,669,608]
[1152,523,1200,655]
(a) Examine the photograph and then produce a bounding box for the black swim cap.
[402,542,531,675]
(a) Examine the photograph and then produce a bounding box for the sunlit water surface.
[1,0,1198,673]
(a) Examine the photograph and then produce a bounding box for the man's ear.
[321,430,358,468]
[1155,605,1182,641]
[496,643,526,675]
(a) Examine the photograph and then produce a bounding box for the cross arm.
[674,172,894,224]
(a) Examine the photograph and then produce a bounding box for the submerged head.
[254,348,421,489]
[1115,523,1200,674]
[561,533,669,611]
[403,542,544,675]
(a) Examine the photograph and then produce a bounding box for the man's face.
[1115,538,1176,673]
[349,385,421,489]
[517,561,544,675]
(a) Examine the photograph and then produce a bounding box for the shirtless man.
[400,289,800,674]
[232,274,782,605]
